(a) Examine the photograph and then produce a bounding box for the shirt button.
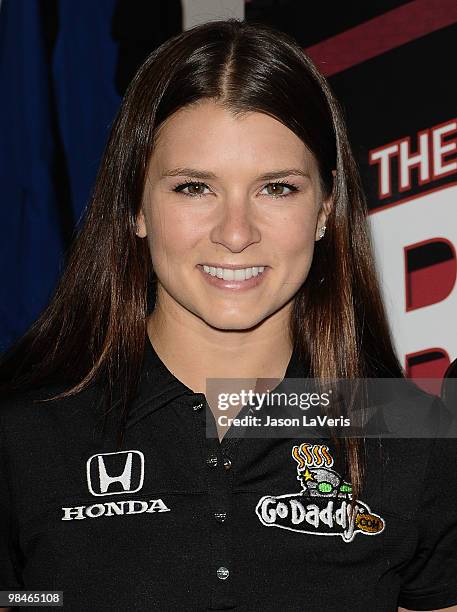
[217,566,230,580]
[223,457,232,470]
[214,512,227,523]
[206,453,218,468]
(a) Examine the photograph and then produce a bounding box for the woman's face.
[137,99,332,331]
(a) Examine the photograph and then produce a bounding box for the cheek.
[273,215,317,262]
[147,208,201,269]
[269,214,318,290]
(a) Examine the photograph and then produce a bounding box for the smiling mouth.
[200,264,267,281]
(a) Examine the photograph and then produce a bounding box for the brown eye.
[186,182,206,195]
[173,181,211,197]
[261,182,297,197]
[267,183,285,195]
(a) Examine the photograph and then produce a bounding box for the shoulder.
[360,381,455,516]
[369,376,453,439]
[0,381,104,453]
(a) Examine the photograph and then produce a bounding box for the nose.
[209,195,261,253]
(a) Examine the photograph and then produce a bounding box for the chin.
[202,312,264,332]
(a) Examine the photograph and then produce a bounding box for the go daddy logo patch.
[255,443,385,543]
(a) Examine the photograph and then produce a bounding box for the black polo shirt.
[1,334,457,611]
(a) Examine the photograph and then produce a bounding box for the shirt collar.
[126,332,309,429]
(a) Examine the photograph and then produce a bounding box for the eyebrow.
[160,167,310,181]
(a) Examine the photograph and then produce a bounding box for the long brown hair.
[0,19,403,495]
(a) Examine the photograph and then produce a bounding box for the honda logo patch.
[86,450,145,496]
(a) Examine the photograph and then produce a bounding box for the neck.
[146,297,293,395]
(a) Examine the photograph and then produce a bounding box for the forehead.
[149,100,316,176]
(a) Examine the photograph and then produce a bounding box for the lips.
[197,264,269,289]
[199,263,268,269]
[202,264,266,282]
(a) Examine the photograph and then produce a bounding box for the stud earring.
[318,225,326,239]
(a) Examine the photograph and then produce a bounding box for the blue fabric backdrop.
[0,0,120,352]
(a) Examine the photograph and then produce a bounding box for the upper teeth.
[202,265,265,281]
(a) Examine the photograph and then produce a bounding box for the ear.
[135,207,148,238]
[315,169,335,242]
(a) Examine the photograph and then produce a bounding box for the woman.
[1,19,456,612]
